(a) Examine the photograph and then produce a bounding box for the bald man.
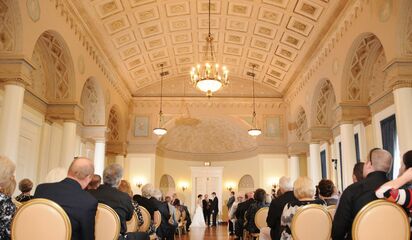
[332,149,393,240]
[35,157,98,240]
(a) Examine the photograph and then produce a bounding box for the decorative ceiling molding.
[285,0,368,103]
[48,0,131,102]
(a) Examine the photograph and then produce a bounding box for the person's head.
[204,194,208,199]
[318,179,335,198]
[103,164,123,188]
[172,193,177,199]
[279,176,293,194]
[293,177,316,200]
[67,157,94,189]
[87,174,101,190]
[211,192,216,197]
[363,149,393,177]
[198,194,203,199]
[174,198,181,206]
[141,184,154,198]
[153,189,162,201]
[399,150,412,175]
[18,178,33,194]
[0,156,16,197]
[118,179,133,198]
[165,196,172,203]
[237,195,244,202]
[246,191,254,199]
[230,191,235,196]
[254,188,266,203]
[352,162,364,183]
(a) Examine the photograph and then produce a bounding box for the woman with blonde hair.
[0,156,17,240]
[118,180,144,231]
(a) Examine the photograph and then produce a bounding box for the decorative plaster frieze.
[0,55,35,87]
[288,142,309,155]
[307,127,332,142]
[383,58,412,89]
[48,0,131,102]
[46,103,83,122]
[334,104,370,123]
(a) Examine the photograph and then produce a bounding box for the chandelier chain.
[159,64,164,116]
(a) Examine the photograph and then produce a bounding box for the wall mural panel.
[134,116,149,137]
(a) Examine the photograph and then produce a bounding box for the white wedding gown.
[190,202,206,228]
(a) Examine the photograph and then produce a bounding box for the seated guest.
[90,164,149,240]
[280,177,325,239]
[15,178,34,202]
[332,148,392,240]
[86,174,101,191]
[0,156,17,240]
[118,180,144,229]
[173,199,191,232]
[234,192,254,239]
[134,184,157,235]
[376,150,412,213]
[318,179,338,206]
[165,196,178,233]
[34,157,98,240]
[352,162,365,183]
[262,176,296,240]
[245,188,269,234]
[229,194,243,235]
[150,189,173,240]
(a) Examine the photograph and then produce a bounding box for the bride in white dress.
[190,194,206,228]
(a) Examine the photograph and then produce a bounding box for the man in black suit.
[211,192,219,226]
[202,194,211,226]
[150,189,174,240]
[91,164,149,240]
[332,149,392,240]
[235,192,255,239]
[34,157,97,240]
[266,176,296,240]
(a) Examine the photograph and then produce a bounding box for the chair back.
[254,207,269,229]
[138,206,151,232]
[11,198,71,240]
[12,198,23,209]
[126,212,139,232]
[352,200,410,240]
[154,210,161,228]
[327,205,337,219]
[95,203,121,240]
[291,204,332,240]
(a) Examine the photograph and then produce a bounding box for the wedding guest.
[86,174,101,191]
[118,180,144,229]
[0,156,16,240]
[280,177,325,239]
[234,192,254,239]
[226,191,235,235]
[318,179,338,206]
[15,178,34,202]
[229,194,243,237]
[245,188,269,234]
[352,162,365,183]
[134,184,156,235]
[150,189,173,240]
[173,198,191,232]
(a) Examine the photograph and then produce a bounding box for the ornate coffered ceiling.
[70,0,346,97]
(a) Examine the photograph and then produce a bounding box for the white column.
[0,83,25,163]
[340,123,357,188]
[394,87,412,156]
[308,143,321,183]
[37,121,52,182]
[115,155,125,168]
[94,138,106,176]
[60,121,77,168]
[288,155,300,182]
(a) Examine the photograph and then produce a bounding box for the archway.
[159,174,176,197]
[80,77,106,125]
[238,174,255,194]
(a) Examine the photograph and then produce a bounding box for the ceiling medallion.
[153,64,167,136]
[190,0,228,97]
[248,64,262,137]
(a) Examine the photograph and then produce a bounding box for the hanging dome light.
[190,0,228,97]
[248,64,262,137]
[153,64,167,136]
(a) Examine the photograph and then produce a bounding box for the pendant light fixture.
[190,0,229,97]
[153,64,167,136]
[248,64,262,137]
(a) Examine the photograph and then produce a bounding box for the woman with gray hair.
[0,156,17,240]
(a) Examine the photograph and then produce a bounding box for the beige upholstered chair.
[126,212,139,232]
[250,207,269,239]
[12,198,23,209]
[95,203,121,240]
[327,205,337,219]
[138,206,151,233]
[154,210,161,229]
[352,200,410,240]
[291,204,332,240]
[11,198,71,240]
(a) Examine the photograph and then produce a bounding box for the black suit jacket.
[90,184,134,235]
[202,199,211,213]
[332,171,389,240]
[211,197,219,212]
[34,178,98,240]
[133,194,157,219]
[149,197,172,237]
[235,198,255,220]
[267,191,297,240]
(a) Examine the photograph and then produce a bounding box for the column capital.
[0,55,35,87]
[307,127,332,143]
[383,58,412,90]
[81,125,107,140]
[106,142,127,155]
[334,103,370,123]
[46,103,83,122]
[288,142,309,155]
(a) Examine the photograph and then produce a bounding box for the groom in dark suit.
[211,192,219,226]
[202,194,211,226]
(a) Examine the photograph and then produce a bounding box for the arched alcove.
[311,79,337,127]
[81,77,106,125]
[238,175,255,194]
[107,105,121,142]
[295,106,308,141]
[0,0,21,52]
[159,174,176,196]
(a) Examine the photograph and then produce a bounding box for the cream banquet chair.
[95,203,121,240]
[11,198,71,240]
[251,207,269,239]
[352,200,410,240]
[154,210,161,229]
[12,198,23,209]
[126,211,139,232]
[327,205,337,219]
[138,206,151,233]
[291,204,332,240]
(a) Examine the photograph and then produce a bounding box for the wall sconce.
[180,182,188,192]
[136,181,143,189]
[226,182,235,192]
[271,177,278,190]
